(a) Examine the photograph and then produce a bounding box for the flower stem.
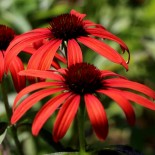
[1,79,24,155]
[77,101,86,155]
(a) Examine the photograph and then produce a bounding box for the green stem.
[1,80,24,155]
[77,101,86,155]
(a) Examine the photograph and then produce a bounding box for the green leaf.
[0,122,8,135]
[0,122,8,144]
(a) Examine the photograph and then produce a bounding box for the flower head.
[0,25,25,92]
[50,13,88,40]
[11,63,155,142]
[5,9,129,72]
[0,25,15,51]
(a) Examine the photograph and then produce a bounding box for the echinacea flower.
[0,25,25,92]
[5,9,129,72]
[11,62,155,142]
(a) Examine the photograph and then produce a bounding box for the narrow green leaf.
[0,122,8,144]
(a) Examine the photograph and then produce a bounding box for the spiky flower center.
[64,63,103,94]
[49,13,88,40]
[0,25,15,51]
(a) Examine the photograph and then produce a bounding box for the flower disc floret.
[64,63,103,94]
[0,25,15,51]
[49,14,88,40]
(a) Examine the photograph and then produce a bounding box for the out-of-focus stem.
[1,80,24,155]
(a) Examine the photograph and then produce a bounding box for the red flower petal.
[84,94,108,141]
[67,39,83,66]
[83,20,106,29]
[27,40,58,70]
[86,28,129,52]
[8,28,50,48]
[54,53,67,64]
[32,92,72,136]
[38,39,62,70]
[23,39,46,54]
[70,9,86,19]
[98,89,135,126]
[11,87,65,124]
[50,59,61,69]
[0,52,4,82]
[9,56,26,92]
[122,91,155,110]
[77,36,128,70]
[53,94,80,142]
[39,40,62,70]
[13,81,65,110]
[101,70,127,79]
[23,46,35,54]
[57,68,66,75]
[104,78,155,99]
[5,30,51,72]
[19,69,64,81]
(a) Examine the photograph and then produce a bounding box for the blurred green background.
[0,0,155,155]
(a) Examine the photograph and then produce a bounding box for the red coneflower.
[0,25,25,92]
[5,9,129,72]
[11,62,155,142]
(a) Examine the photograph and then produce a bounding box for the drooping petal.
[86,28,129,52]
[11,87,64,124]
[77,36,128,70]
[70,9,86,19]
[27,40,61,69]
[27,40,58,70]
[83,20,106,29]
[5,36,47,72]
[0,51,4,82]
[84,94,108,141]
[13,81,65,110]
[53,94,80,142]
[22,39,47,54]
[57,68,67,75]
[7,28,51,49]
[98,89,135,126]
[38,39,62,70]
[19,69,64,81]
[9,56,26,92]
[55,53,67,64]
[104,78,155,100]
[32,92,72,136]
[50,59,61,69]
[67,39,83,66]
[101,70,127,79]
[122,91,155,110]
[5,30,51,72]
[23,46,36,54]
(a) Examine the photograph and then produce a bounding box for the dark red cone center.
[0,25,15,51]
[49,13,88,40]
[64,63,103,94]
